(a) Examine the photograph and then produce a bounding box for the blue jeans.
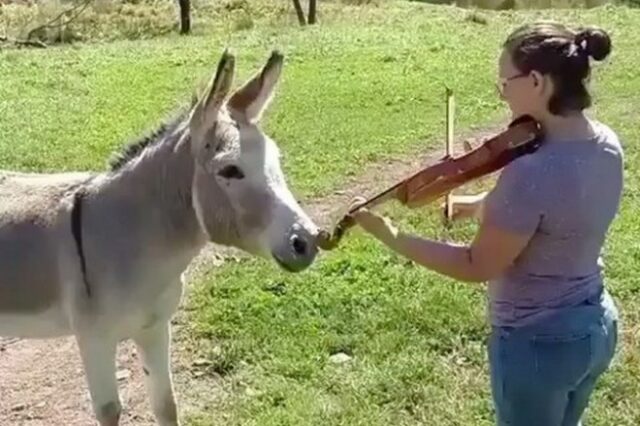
[488,289,618,426]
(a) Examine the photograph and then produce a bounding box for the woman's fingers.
[442,193,487,221]
[348,196,368,212]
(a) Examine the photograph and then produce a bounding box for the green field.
[1,1,639,425]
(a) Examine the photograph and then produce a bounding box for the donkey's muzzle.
[272,228,318,273]
[291,234,308,256]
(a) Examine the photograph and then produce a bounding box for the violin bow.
[444,86,455,221]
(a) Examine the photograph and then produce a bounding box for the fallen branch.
[25,0,92,42]
[0,35,48,48]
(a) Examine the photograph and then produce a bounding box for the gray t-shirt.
[482,120,624,328]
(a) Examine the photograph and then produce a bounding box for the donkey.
[0,50,320,425]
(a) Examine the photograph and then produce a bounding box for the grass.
[1,1,640,425]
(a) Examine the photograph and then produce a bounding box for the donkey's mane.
[108,107,190,171]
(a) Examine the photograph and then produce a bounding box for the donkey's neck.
[90,123,207,283]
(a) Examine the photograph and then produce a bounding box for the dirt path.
[0,122,504,425]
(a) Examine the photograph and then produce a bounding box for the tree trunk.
[308,0,317,25]
[292,0,306,26]
[178,0,191,34]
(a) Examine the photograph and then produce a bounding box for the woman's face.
[497,49,550,120]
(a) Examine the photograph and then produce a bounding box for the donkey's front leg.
[134,320,180,426]
[76,333,121,426]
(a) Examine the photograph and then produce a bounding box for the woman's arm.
[351,159,541,283]
[351,208,533,283]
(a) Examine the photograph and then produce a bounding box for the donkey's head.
[188,50,319,272]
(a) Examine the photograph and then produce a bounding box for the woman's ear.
[531,70,540,86]
[530,70,546,95]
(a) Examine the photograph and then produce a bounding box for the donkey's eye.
[218,165,245,180]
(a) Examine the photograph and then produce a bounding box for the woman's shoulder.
[497,119,623,185]
[494,153,543,197]
[592,120,624,158]
[501,150,542,179]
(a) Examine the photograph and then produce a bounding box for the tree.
[292,0,306,26]
[291,0,318,26]
[308,0,317,25]
[178,0,191,34]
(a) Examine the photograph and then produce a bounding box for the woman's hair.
[503,21,611,116]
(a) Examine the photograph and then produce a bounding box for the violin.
[315,114,544,251]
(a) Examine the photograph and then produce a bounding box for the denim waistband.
[491,288,617,339]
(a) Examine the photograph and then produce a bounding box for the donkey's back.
[0,170,93,337]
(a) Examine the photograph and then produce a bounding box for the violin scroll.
[315,214,356,251]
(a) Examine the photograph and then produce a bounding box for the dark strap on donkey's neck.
[71,186,91,298]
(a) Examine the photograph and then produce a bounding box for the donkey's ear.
[190,49,236,133]
[227,50,283,123]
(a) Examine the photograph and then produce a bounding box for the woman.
[350,21,623,426]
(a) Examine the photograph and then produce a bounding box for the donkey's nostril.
[291,235,307,256]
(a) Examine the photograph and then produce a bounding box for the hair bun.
[575,27,611,61]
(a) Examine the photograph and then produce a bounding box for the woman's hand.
[442,192,488,221]
[348,197,398,243]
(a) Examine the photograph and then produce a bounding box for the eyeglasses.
[496,72,529,96]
